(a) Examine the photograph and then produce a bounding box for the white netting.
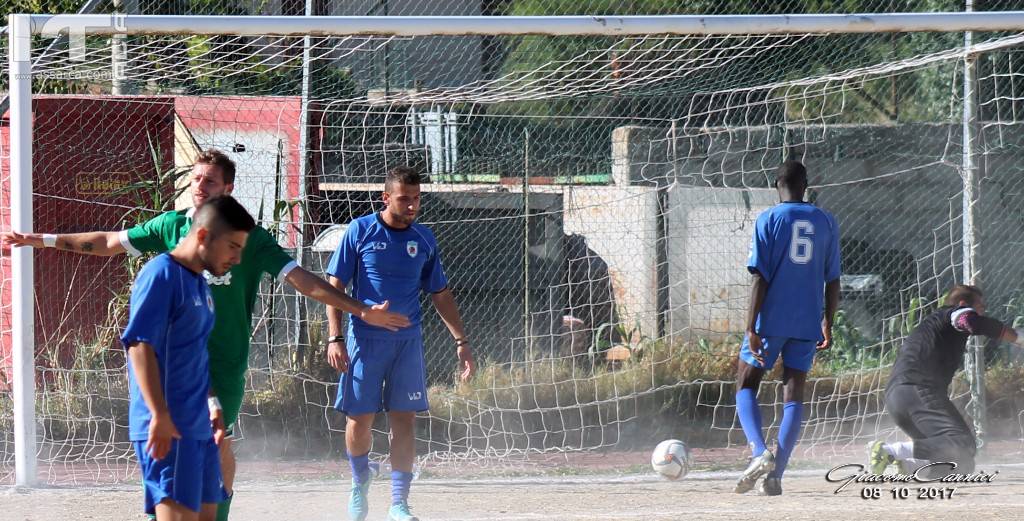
[5,17,1024,485]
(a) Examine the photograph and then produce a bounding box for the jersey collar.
[376,212,412,232]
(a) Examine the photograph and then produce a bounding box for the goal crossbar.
[12,12,1024,37]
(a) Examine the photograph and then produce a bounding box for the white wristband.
[208,396,222,412]
[42,234,57,248]
[1014,328,1024,345]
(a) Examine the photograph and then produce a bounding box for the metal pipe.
[25,12,1024,37]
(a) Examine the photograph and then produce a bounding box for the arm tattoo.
[81,242,94,253]
[60,240,73,251]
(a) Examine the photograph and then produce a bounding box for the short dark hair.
[193,195,255,237]
[775,160,808,189]
[195,149,237,185]
[945,284,983,307]
[385,166,422,192]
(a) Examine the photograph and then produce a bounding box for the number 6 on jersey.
[789,220,814,264]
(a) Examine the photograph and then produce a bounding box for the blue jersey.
[326,213,448,340]
[747,201,841,341]
[121,254,216,441]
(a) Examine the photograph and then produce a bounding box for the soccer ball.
[651,439,690,480]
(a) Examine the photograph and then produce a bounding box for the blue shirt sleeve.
[420,235,449,293]
[747,211,772,280]
[825,213,841,282]
[120,261,175,356]
[326,222,359,285]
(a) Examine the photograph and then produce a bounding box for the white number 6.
[789,220,814,264]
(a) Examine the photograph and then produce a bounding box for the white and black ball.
[651,439,690,480]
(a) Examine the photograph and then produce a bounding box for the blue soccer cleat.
[388,500,419,521]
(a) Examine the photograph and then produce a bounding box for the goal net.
[5,12,1024,485]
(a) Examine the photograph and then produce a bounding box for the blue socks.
[769,401,804,479]
[349,452,414,505]
[391,471,414,505]
[348,452,370,484]
[736,388,766,457]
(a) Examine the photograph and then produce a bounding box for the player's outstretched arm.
[952,309,1024,345]
[127,341,181,460]
[2,230,127,256]
[431,288,475,382]
[284,267,411,331]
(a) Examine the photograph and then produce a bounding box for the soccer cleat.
[348,474,373,521]
[867,440,895,474]
[760,476,782,496]
[388,501,420,521]
[734,450,775,494]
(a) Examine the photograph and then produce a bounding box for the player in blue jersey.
[325,166,475,521]
[733,161,841,496]
[122,196,255,521]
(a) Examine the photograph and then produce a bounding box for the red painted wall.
[0,95,312,387]
[0,97,175,386]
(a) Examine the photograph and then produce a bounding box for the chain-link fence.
[5,5,1024,485]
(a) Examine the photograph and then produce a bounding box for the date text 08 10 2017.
[860,486,957,500]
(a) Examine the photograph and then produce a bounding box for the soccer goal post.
[7,12,1024,487]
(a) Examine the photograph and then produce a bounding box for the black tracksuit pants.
[885,383,976,475]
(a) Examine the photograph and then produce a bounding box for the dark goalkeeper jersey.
[888,306,1006,391]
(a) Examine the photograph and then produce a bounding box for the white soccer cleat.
[735,450,775,494]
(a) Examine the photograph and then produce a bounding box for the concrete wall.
[561,186,660,339]
[666,187,776,339]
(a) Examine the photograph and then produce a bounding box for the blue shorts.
[133,437,226,514]
[739,335,817,372]
[335,335,429,416]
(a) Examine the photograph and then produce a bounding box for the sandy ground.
[5,464,1024,521]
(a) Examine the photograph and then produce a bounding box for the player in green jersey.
[3,149,411,521]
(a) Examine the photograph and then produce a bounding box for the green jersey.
[122,209,295,395]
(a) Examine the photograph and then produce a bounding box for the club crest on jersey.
[206,294,215,311]
[406,241,418,258]
[203,270,233,286]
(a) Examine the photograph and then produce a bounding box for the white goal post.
[8,12,1024,487]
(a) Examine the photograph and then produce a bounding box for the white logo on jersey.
[407,392,422,401]
[206,294,215,311]
[406,241,418,258]
[203,270,233,286]
[193,296,202,307]
[373,241,387,251]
